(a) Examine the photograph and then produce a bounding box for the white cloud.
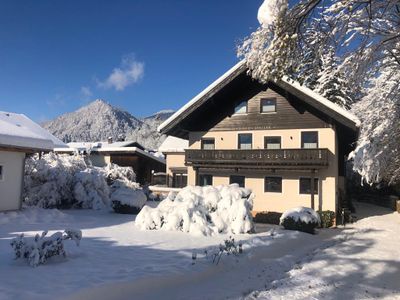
[98,55,144,91]
[80,86,93,98]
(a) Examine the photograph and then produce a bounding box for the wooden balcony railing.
[185,148,330,169]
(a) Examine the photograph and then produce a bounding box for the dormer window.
[260,98,276,113]
[234,101,247,114]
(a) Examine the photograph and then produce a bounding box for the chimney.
[108,137,113,144]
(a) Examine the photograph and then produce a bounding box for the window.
[264,136,281,149]
[0,165,3,180]
[229,175,245,187]
[201,138,215,150]
[301,131,318,149]
[238,133,252,149]
[172,173,187,188]
[199,174,213,186]
[261,98,276,113]
[299,178,319,194]
[234,101,247,114]
[264,176,282,193]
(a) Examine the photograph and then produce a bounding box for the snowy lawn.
[0,202,399,300]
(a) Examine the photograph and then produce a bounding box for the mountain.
[43,99,173,149]
[127,110,175,150]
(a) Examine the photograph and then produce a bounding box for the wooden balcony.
[185,148,330,170]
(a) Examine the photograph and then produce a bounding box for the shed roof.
[0,111,67,151]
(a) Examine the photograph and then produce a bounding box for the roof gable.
[159,60,359,138]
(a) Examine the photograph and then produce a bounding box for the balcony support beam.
[311,169,315,210]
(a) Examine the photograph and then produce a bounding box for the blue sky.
[0,1,261,121]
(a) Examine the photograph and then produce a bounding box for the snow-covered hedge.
[135,185,255,236]
[10,229,82,267]
[24,153,146,210]
[279,207,320,234]
[110,180,147,213]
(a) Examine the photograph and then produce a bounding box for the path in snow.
[248,202,400,300]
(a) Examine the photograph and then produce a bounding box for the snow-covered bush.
[10,229,82,267]
[24,153,142,210]
[279,207,320,234]
[24,153,87,208]
[73,168,110,209]
[136,185,254,236]
[104,163,136,184]
[110,180,147,214]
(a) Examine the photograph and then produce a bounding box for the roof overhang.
[158,60,360,137]
[55,146,166,165]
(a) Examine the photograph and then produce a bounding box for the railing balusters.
[185,149,329,167]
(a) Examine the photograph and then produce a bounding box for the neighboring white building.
[0,111,66,211]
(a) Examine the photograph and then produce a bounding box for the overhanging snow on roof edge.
[158,60,360,135]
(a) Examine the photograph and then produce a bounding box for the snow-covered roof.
[0,111,67,151]
[67,140,145,150]
[158,60,360,136]
[158,136,189,153]
[56,146,165,164]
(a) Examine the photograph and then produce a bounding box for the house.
[55,140,165,185]
[0,111,67,211]
[158,136,189,187]
[158,60,359,215]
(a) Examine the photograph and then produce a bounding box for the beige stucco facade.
[185,127,339,213]
[165,152,186,177]
[0,150,25,211]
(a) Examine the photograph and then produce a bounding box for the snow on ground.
[248,202,400,300]
[0,202,399,300]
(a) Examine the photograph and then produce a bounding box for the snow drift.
[135,185,255,236]
[24,153,146,210]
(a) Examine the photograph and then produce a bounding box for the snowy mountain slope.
[43,100,174,149]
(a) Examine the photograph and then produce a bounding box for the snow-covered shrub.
[135,184,254,236]
[104,163,136,184]
[110,180,147,214]
[10,229,82,267]
[24,153,87,208]
[73,168,110,209]
[24,153,142,210]
[318,210,335,228]
[279,207,320,234]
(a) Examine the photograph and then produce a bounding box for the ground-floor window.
[264,176,282,193]
[229,175,245,187]
[199,174,213,186]
[172,173,187,188]
[299,177,319,194]
[0,165,3,180]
